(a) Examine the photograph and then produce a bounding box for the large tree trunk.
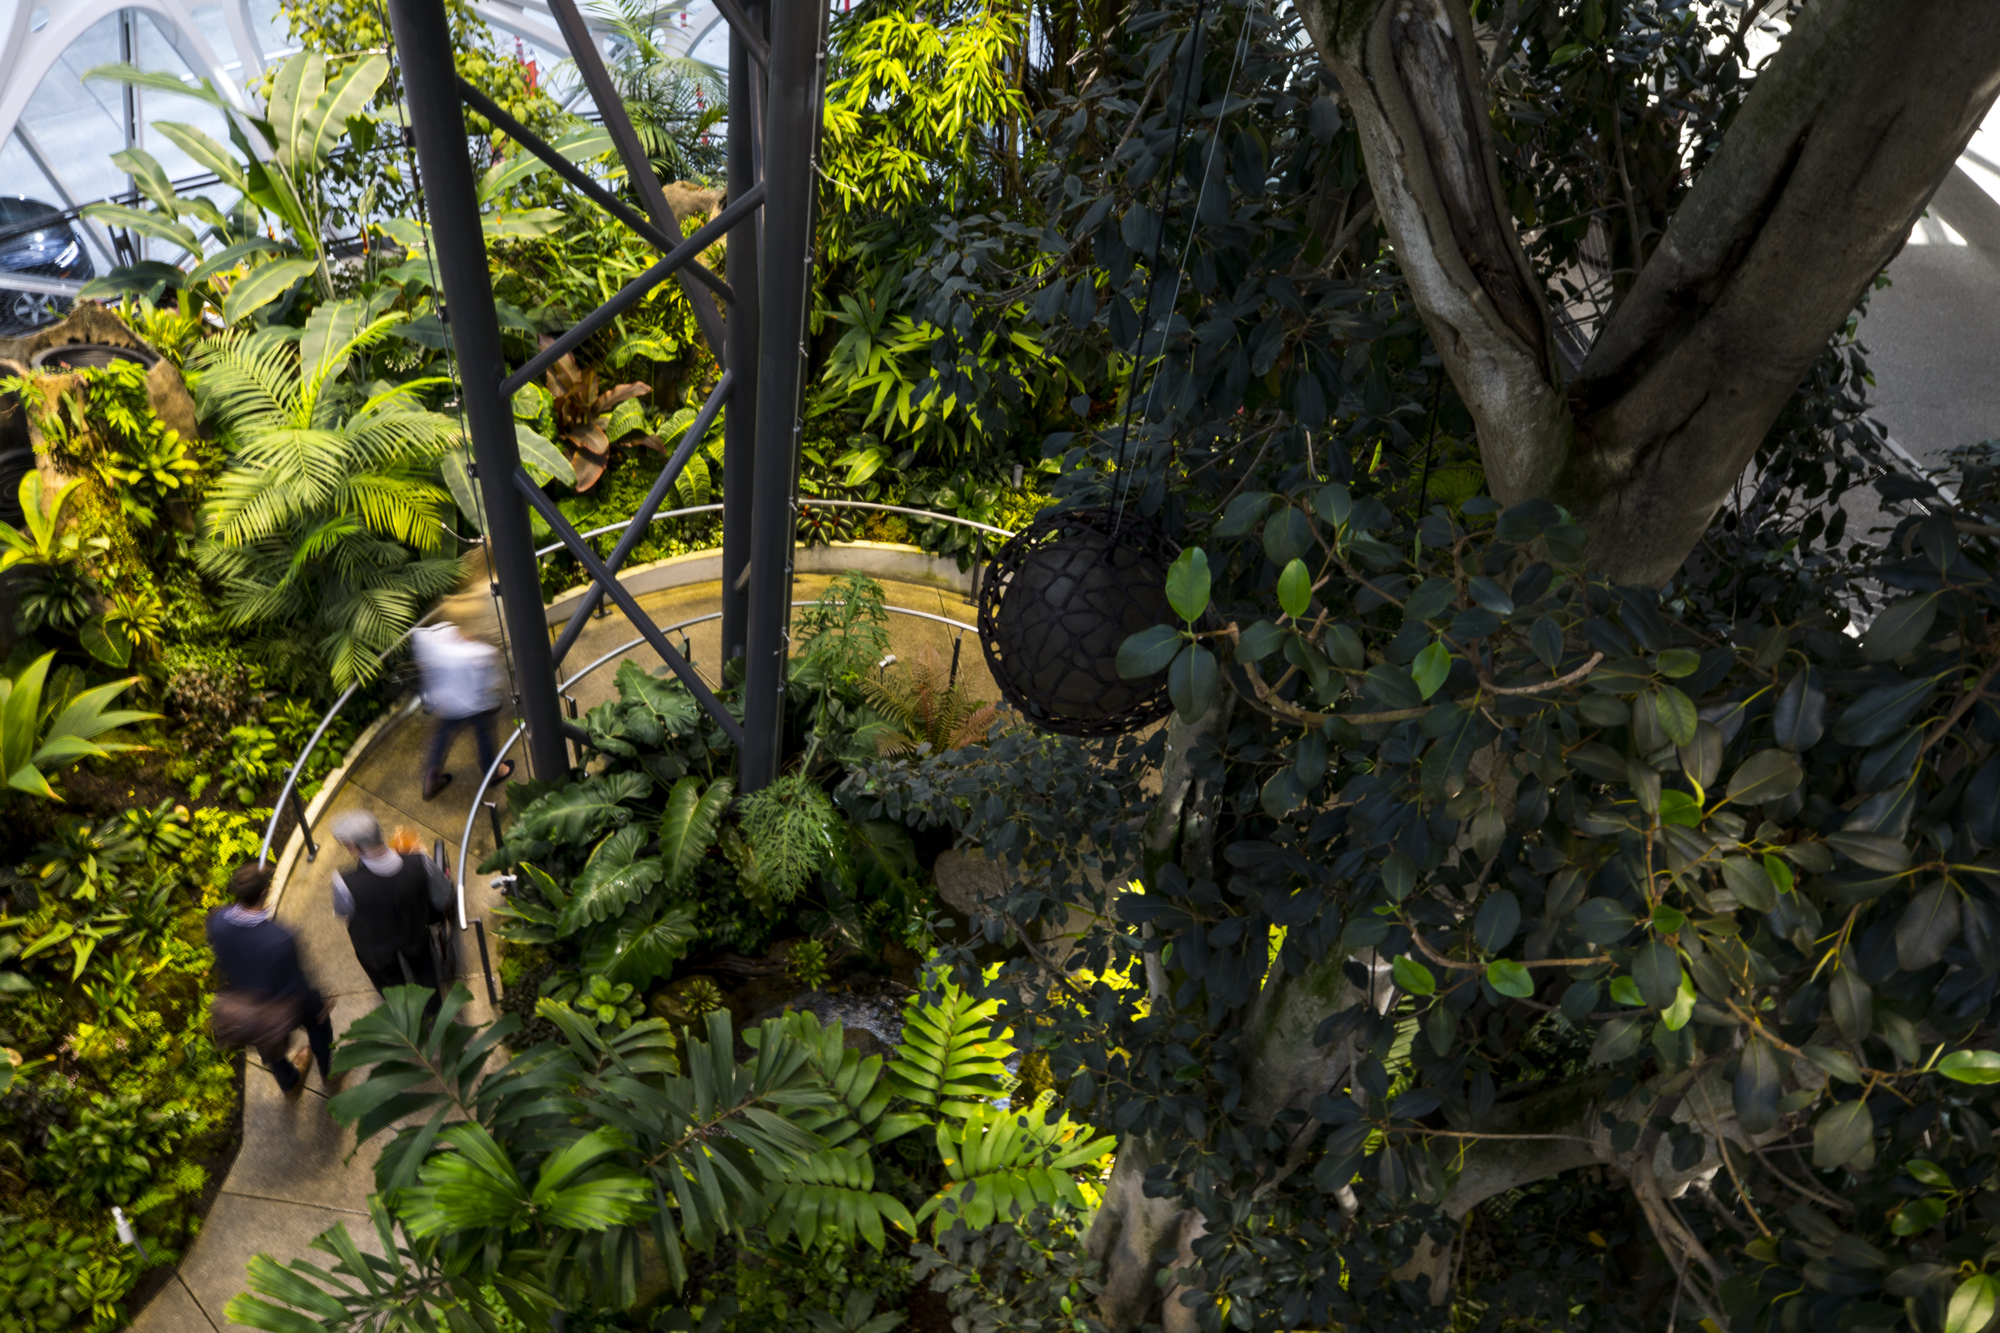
[1299,0,2000,584]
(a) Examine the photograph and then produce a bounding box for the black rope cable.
[1106,0,1257,538]
[1103,0,1210,533]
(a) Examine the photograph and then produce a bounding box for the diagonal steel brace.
[551,371,733,666]
[515,469,747,747]
[548,0,730,365]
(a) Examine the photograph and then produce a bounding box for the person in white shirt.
[410,620,513,801]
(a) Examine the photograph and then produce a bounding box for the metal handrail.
[452,600,981,925]
[529,497,1011,560]
[257,611,441,865]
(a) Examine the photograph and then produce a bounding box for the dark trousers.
[260,990,333,1092]
[358,944,443,1022]
[425,708,498,781]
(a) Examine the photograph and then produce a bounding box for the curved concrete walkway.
[131,563,994,1332]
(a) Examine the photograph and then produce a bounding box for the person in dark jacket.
[206,863,334,1097]
[329,810,449,998]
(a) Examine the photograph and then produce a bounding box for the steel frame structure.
[384,0,824,792]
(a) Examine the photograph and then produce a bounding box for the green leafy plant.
[861,649,1001,756]
[223,724,283,805]
[228,987,838,1327]
[785,938,832,992]
[567,975,643,1030]
[0,654,151,802]
[0,1218,134,1333]
[191,299,462,687]
[80,52,390,318]
[737,772,839,903]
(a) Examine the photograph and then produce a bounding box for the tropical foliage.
[190,299,463,686]
[227,975,1111,1331]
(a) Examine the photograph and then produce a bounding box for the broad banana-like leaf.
[484,209,566,241]
[221,257,316,325]
[380,216,429,253]
[189,237,287,284]
[266,53,325,174]
[77,262,187,302]
[308,56,388,166]
[81,63,236,117]
[111,147,179,216]
[152,121,250,195]
[516,424,577,487]
[475,125,615,202]
[659,775,734,888]
[79,203,200,257]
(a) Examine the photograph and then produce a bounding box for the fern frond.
[885,978,1011,1116]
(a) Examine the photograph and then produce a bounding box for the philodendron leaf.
[558,826,664,935]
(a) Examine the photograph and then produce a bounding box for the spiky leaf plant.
[190,299,462,688]
[860,648,1002,756]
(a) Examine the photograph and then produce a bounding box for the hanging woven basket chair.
[976,506,1178,736]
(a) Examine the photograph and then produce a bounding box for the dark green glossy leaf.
[1734,1036,1782,1134]
[1474,890,1521,953]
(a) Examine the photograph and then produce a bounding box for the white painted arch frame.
[0,0,263,154]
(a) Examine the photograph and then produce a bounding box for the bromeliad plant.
[0,654,151,802]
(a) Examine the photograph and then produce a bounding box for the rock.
[663,181,723,223]
[933,847,1007,917]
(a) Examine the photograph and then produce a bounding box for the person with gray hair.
[329,811,449,998]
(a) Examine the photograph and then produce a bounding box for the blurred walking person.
[330,811,449,1006]
[207,862,335,1099]
[411,615,512,801]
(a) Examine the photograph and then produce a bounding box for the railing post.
[290,785,319,862]
[385,0,567,782]
[741,0,825,793]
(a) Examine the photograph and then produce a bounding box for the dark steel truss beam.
[548,0,729,364]
[387,0,568,780]
[550,371,733,666]
[500,184,764,398]
[516,469,748,747]
[712,0,770,66]
[457,79,734,303]
[740,0,828,790]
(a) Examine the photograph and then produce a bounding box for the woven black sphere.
[977,507,1177,736]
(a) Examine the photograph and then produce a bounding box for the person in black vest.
[206,862,335,1098]
[329,811,448,1000]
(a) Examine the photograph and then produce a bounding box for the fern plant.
[190,298,463,687]
[860,648,1002,756]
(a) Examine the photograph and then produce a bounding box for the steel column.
[721,1,765,667]
[740,0,826,792]
[386,0,567,781]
